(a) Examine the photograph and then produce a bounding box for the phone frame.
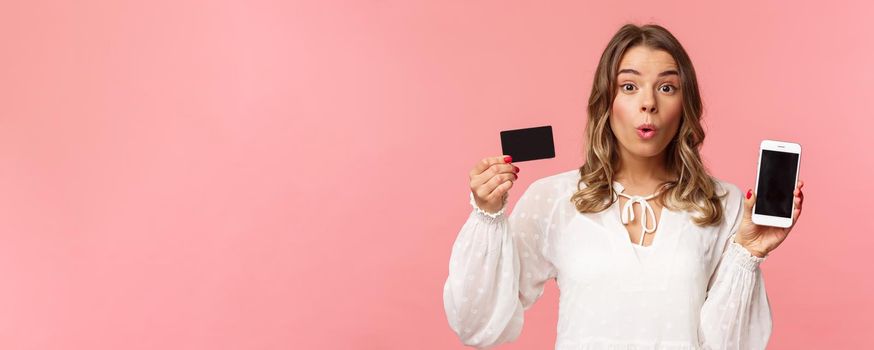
[752,139,802,228]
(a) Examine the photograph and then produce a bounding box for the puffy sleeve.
[443,179,558,349]
[698,184,773,350]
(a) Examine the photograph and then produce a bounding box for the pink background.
[2,0,872,349]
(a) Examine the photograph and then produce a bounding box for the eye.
[659,84,677,93]
[621,83,636,92]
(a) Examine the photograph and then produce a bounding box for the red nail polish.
[514,166,519,173]
[746,189,752,199]
[504,156,512,163]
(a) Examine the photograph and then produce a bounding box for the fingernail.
[504,156,512,163]
[513,173,518,179]
[746,189,752,199]
[514,166,519,173]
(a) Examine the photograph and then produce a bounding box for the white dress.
[443,169,771,350]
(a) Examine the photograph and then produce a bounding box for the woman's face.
[610,46,683,159]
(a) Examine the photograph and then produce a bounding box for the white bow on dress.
[616,190,660,246]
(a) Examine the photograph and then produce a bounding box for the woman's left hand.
[735,180,805,257]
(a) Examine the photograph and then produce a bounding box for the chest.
[551,206,717,294]
[616,196,665,247]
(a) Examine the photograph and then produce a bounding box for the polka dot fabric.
[443,169,772,349]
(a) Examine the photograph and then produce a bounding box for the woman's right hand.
[469,155,520,214]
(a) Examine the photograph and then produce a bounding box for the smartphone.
[752,140,802,228]
[500,125,555,162]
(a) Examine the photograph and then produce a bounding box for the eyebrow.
[617,68,679,77]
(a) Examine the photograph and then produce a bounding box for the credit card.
[500,125,555,162]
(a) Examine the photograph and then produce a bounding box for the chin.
[634,144,668,157]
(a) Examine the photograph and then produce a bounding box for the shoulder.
[711,177,743,204]
[711,177,745,223]
[514,169,580,232]
[710,176,741,198]
[513,168,580,206]
[528,168,580,193]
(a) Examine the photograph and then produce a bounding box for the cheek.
[662,98,683,135]
[664,98,683,116]
[611,95,636,122]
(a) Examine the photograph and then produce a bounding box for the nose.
[641,91,657,113]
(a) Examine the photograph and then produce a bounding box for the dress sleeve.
[443,179,558,349]
[698,185,773,350]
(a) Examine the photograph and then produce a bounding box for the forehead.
[617,46,678,74]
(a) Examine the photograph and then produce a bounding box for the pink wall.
[1,0,872,349]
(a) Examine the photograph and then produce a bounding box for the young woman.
[444,23,805,349]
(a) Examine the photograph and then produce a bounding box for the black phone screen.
[754,150,799,218]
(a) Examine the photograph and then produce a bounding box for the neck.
[614,148,673,187]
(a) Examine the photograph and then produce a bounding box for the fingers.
[792,180,804,225]
[489,177,516,201]
[473,167,518,198]
[794,183,803,210]
[792,205,802,226]
[469,155,520,202]
[470,171,517,203]
[743,188,756,221]
[470,155,519,188]
[471,155,513,177]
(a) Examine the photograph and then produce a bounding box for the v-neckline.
[608,180,676,272]
[611,181,665,246]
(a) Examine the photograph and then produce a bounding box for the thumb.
[743,188,755,220]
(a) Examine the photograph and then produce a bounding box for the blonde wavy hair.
[571,23,728,227]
